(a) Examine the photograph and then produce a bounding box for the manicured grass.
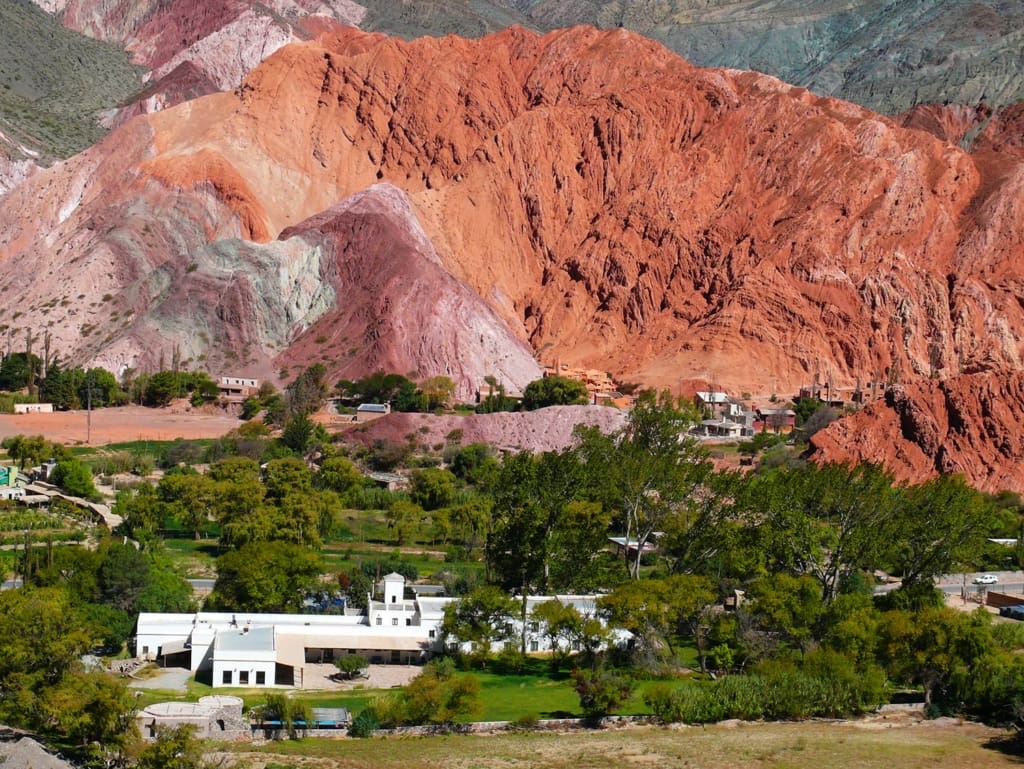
[223,720,1019,769]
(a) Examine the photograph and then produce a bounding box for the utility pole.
[85,371,94,445]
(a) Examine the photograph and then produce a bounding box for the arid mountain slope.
[812,373,1024,493]
[0,0,141,163]
[503,0,1024,114]
[2,26,1023,400]
[342,405,628,455]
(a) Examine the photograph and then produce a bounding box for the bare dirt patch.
[0,405,240,446]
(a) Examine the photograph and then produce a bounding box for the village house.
[134,574,625,687]
[754,407,797,433]
[356,403,391,422]
[218,376,260,399]
[13,403,53,414]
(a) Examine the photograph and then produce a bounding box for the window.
[530,640,539,652]
[429,630,436,639]
[222,671,232,685]
[406,618,412,626]
[392,617,399,626]
[529,622,539,633]
[376,617,382,626]
[142,646,149,655]
[256,671,266,685]
[391,595,397,603]
[239,670,249,685]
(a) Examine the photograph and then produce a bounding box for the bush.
[573,668,634,719]
[348,708,379,738]
[509,712,540,731]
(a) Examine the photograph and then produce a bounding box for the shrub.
[509,712,540,731]
[573,668,634,719]
[348,708,379,738]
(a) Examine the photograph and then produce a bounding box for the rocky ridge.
[497,0,1024,115]
[812,373,1024,493]
[1,26,1024,487]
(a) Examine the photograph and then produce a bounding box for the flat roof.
[216,626,275,652]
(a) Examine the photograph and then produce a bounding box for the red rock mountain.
[1,25,1023,485]
[812,373,1024,494]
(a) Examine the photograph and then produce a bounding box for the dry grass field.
[220,716,1021,769]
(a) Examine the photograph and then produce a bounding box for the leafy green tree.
[887,474,991,589]
[0,351,41,391]
[400,658,481,725]
[338,371,415,404]
[215,480,272,549]
[745,573,825,654]
[137,564,195,614]
[283,363,329,420]
[877,606,997,707]
[392,380,428,412]
[521,375,589,410]
[0,588,92,729]
[158,471,219,539]
[41,669,136,754]
[741,462,898,603]
[531,599,612,672]
[419,375,456,411]
[659,469,743,577]
[446,498,492,555]
[487,448,591,594]
[450,442,497,485]
[573,667,634,718]
[39,361,84,409]
[30,546,101,604]
[385,500,425,545]
[282,412,315,453]
[2,433,66,469]
[208,455,261,484]
[442,585,518,663]
[98,542,151,613]
[333,654,369,680]
[578,390,710,578]
[599,575,715,663]
[207,542,324,613]
[317,455,364,495]
[136,724,217,769]
[51,458,100,500]
[143,371,181,407]
[79,367,119,407]
[410,467,457,511]
[264,456,313,500]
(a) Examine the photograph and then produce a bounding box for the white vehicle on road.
[973,574,998,585]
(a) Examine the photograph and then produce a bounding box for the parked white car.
[973,574,999,585]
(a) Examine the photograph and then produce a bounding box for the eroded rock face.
[48,0,367,124]
[1,26,1024,485]
[811,373,1024,493]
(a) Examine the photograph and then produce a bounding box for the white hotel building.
[135,573,619,688]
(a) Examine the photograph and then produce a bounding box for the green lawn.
[142,656,703,723]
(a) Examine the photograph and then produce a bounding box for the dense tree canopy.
[521,375,589,410]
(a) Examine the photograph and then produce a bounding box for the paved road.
[874,571,1024,597]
